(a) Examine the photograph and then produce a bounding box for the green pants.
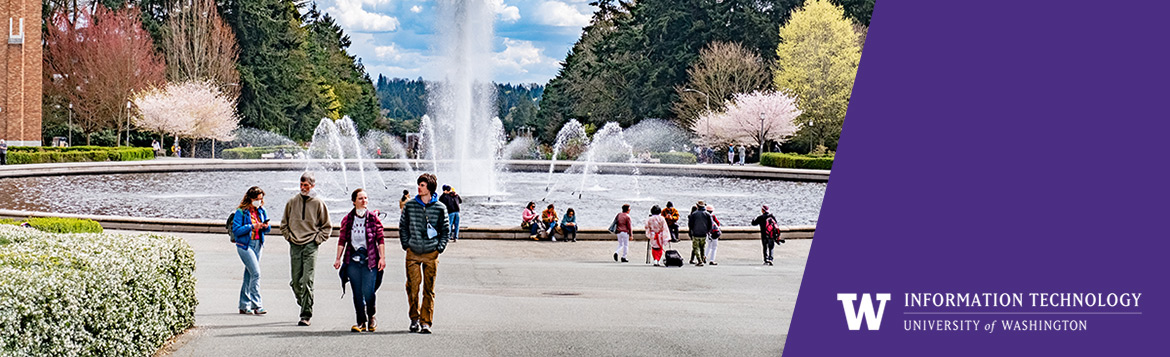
[289,242,319,319]
[691,235,707,263]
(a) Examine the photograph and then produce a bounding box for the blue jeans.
[449,212,461,240]
[236,239,263,310]
[347,253,378,324]
[529,221,540,236]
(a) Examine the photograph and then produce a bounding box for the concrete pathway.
[156,231,808,356]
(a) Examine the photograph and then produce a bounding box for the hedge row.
[0,226,197,356]
[0,217,103,234]
[759,153,834,170]
[221,145,300,159]
[651,152,697,164]
[6,147,154,165]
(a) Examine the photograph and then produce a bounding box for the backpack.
[764,215,786,243]
[227,211,237,243]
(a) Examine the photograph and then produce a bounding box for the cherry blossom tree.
[691,91,802,150]
[134,81,238,157]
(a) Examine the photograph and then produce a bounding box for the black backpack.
[227,211,236,243]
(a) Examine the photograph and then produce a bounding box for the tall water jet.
[546,119,587,193]
[337,117,367,190]
[425,0,501,195]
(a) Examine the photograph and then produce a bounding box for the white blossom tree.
[134,81,238,157]
[692,91,802,151]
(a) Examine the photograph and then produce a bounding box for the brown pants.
[405,250,439,326]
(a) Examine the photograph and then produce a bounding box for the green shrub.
[760,153,834,170]
[24,217,104,234]
[4,147,152,164]
[651,152,697,164]
[0,218,103,233]
[0,226,197,356]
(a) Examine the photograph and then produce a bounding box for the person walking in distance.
[662,202,680,243]
[705,205,722,266]
[613,204,632,263]
[687,201,713,266]
[400,173,450,334]
[645,205,668,266]
[727,145,735,165]
[738,144,747,165]
[333,188,386,332]
[439,185,462,242]
[751,205,779,266]
[282,172,332,326]
[399,190,410,211]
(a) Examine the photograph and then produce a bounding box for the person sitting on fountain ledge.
[282,172,332,326]
[400,173,450,334]
[541,204,559,241]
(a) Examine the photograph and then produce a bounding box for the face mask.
[252,200,262,208]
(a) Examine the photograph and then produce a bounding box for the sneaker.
[239,309,252,315]
[419,324,432,334]
[696,262,704,267]
[531,235,538,240]
[620,258,628,263]
[653,263,661,267]
[351,324,365,333]
[367,316,377,332]
[765,261,774,266]
[551,237,557,242]
[613,253,619,262]
[298,319,311,326]
[410,320,420,333]
[253,308,267,315]
[709,261,717,266]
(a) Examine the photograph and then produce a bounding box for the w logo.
[837,293,891,330]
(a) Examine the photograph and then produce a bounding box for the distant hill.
[375,75,544,137]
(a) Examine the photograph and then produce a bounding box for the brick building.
[1,0,42,147]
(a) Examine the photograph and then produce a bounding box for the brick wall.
[1,0,43,146]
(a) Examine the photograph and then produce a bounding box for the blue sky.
[312,0,595,85]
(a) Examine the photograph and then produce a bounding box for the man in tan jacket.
[282,172,332,326]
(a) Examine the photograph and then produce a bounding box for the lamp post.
[759,112,766,153]
[807,119,815,153]
[68,103,73,147]
[125,101,132,147]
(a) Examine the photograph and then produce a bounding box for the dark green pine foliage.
[220,0,318,140]
[830,0,876,26]
[304,4,381,136]
[538,0,802,134]
[374,77,543,138]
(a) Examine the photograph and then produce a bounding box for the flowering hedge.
[0,226,197,356]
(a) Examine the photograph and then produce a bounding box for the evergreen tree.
[220,0,318,140]
[304,4,380,135]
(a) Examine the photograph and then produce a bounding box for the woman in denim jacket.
[232,186,271,315]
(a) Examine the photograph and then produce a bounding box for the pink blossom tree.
[692,91,802,151]
[133,81,238,157]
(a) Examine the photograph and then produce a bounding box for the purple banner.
[783,1,1167,355]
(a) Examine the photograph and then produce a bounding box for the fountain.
[417,0,503,196]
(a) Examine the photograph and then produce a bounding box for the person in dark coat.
[439,185,463,241]
[751,205,779,266]
[686,201,713,266]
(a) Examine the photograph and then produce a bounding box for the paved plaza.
[155,231,809,356]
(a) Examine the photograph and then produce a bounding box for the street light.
[759,112,766,153]
[125,101,132,147]
[67,103,73,147]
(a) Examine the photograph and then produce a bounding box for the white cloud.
[326,0,400,32]
[488,0,521,23]
[494,38,557,75]
[533,1,590,27]
[374,44,403,61]
[410,5,422,13]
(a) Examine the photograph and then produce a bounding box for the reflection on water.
[0,171,825,227]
